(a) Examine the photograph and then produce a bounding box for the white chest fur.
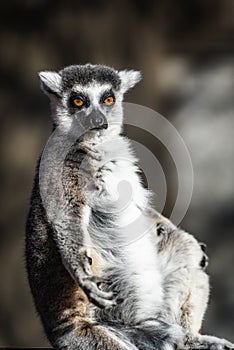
[123,228,163,322]
[92,136,163,322]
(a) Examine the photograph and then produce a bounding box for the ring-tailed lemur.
[26,64,234,350]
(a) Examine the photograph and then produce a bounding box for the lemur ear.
[118,70,142,93]
[38,71,62,98]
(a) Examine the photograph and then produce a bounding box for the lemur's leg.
[187,281,234,349]
[184,276,233,350]
[149,210,234,350]
[180,269,209,341]
[49,144,118,308]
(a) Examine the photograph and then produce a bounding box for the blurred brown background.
[0,0,233,347]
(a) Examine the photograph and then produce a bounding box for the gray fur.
[26,64,234,350]
[39,71,62,97]
[61,64,121,91]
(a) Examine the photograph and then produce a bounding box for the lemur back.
[26,64,234,350]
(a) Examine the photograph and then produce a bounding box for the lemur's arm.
[51,145,116,309]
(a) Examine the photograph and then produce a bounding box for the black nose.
[88,110,108,130]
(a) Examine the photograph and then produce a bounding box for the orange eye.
[104,96,114,105]
[73,99,84,107]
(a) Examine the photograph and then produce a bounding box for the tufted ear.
[118,70,142,93]
[38,71,62,98]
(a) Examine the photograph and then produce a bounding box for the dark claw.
[116,297,124,304]
[88,295,111,309]
[200,254,209,270]
[96,278,110,287]
[97,279,113,289]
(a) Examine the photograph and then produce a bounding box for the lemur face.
[39,64,141,137]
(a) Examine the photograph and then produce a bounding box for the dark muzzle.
[87,109,108,130]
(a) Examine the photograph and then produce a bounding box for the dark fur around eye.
[69,93,90,109]
[100,90,115,104]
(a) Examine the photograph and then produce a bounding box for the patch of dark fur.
[60,64,121,91]
[91,208,116,229]
[100,321,174,350]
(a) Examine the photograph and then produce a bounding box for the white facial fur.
[119,70,141,93]
[58,82,125,138]
[39,71,62,96]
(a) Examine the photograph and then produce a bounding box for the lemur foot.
[185,335,234,350]
[80,275,118,309]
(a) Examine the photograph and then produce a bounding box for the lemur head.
[39,64,141,139]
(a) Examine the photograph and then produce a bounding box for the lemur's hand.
[74,250,118,309]
[61,246,118,309]
[79,275,117,309]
